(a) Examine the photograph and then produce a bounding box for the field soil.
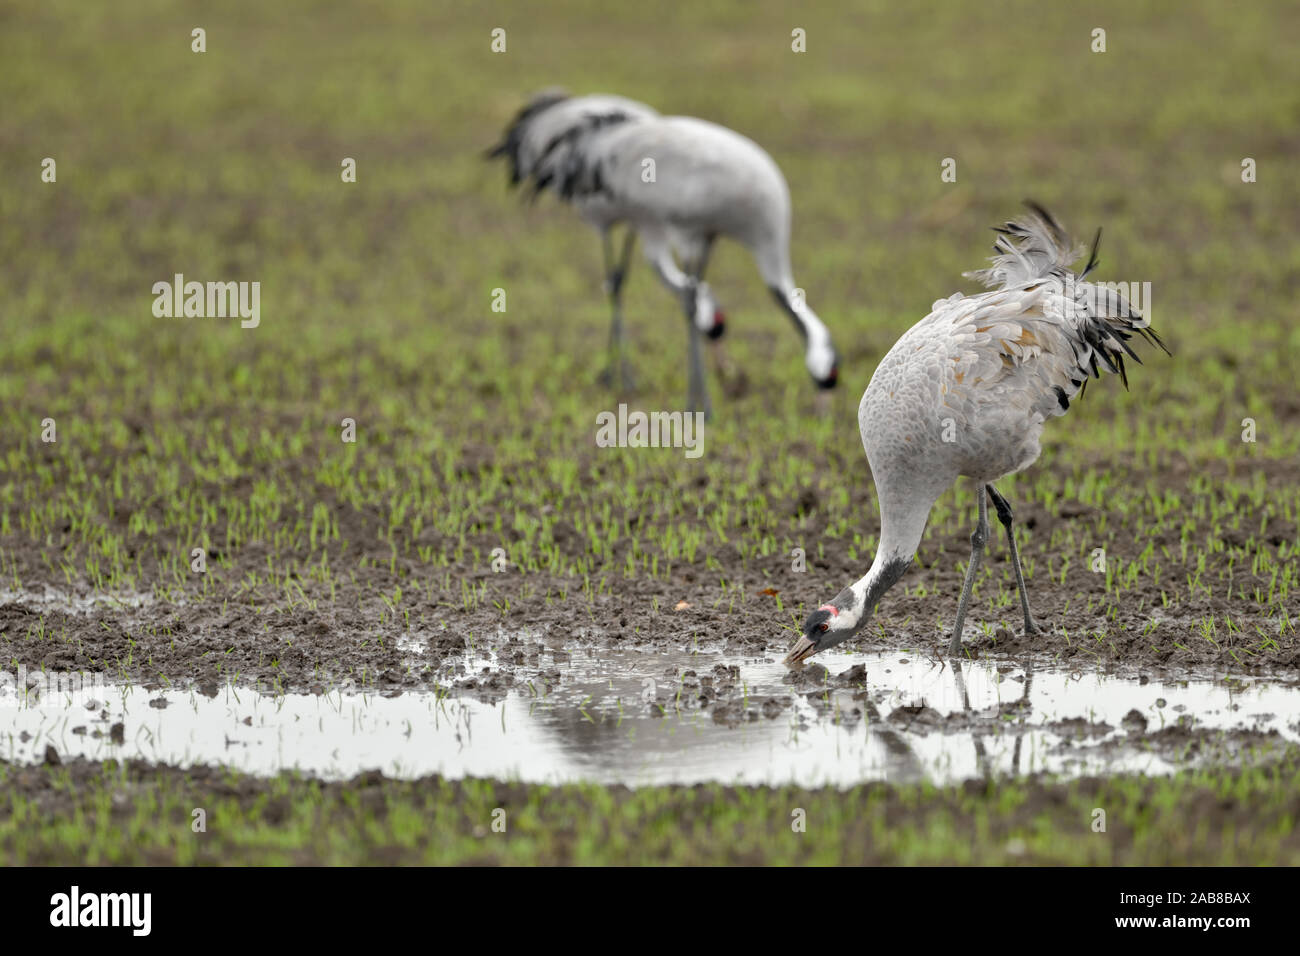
[2,451,1297,695]
[2,0,1298,865]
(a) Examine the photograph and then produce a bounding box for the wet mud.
[1,455,1296,792]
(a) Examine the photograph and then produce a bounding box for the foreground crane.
[785,202,1167,664]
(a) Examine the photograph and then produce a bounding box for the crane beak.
[783,635,819,665]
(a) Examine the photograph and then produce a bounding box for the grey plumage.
[488,90,840,416]
[786,203,1168,664]
[487,91,657,202]
[963,201,1168,391]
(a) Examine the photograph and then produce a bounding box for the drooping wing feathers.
[1079,227,1103,279]
[964,200,1086,290]
[485,89,572,182]
[486,92,658,203]
[958,202,1168,400]
[934,293,1090,427]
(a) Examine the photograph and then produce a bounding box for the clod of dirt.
[785,663,830,688]
[886,704,946,733]
[43,744,60,766]
[1049,717,1114,739]
[710,699,758,727]
[1122,709,1148,734]
[109,722,125,744]
[355,769,385,788]
[791,487,819,518]
[836,663,868,686]
[711,663,740,683]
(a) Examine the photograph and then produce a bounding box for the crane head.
[691,281,726,339]
[785,598,855,664]
[808,343,839,391]
[706,308,727,340]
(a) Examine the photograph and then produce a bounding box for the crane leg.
[686,299,713,421]
[1011,664,1034,773]
[598,228,637,391]
[986,484,1040,636]
[947,484,989,656]
[642,233,714,418]
[688,240,744,396]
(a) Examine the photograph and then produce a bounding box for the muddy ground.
[3,475,1297,788]
[4,0,1299,869]
[2,455,1296,697]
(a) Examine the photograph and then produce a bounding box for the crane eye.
[820,622,829,632]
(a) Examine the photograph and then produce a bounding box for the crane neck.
[838,550,912,633]
[834,489,934,633]
[770,284,832,351]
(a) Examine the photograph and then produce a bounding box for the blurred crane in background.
[489,90,839,419]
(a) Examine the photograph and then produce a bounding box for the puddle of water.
[0,588,166,614]
[1,649,1296,787]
